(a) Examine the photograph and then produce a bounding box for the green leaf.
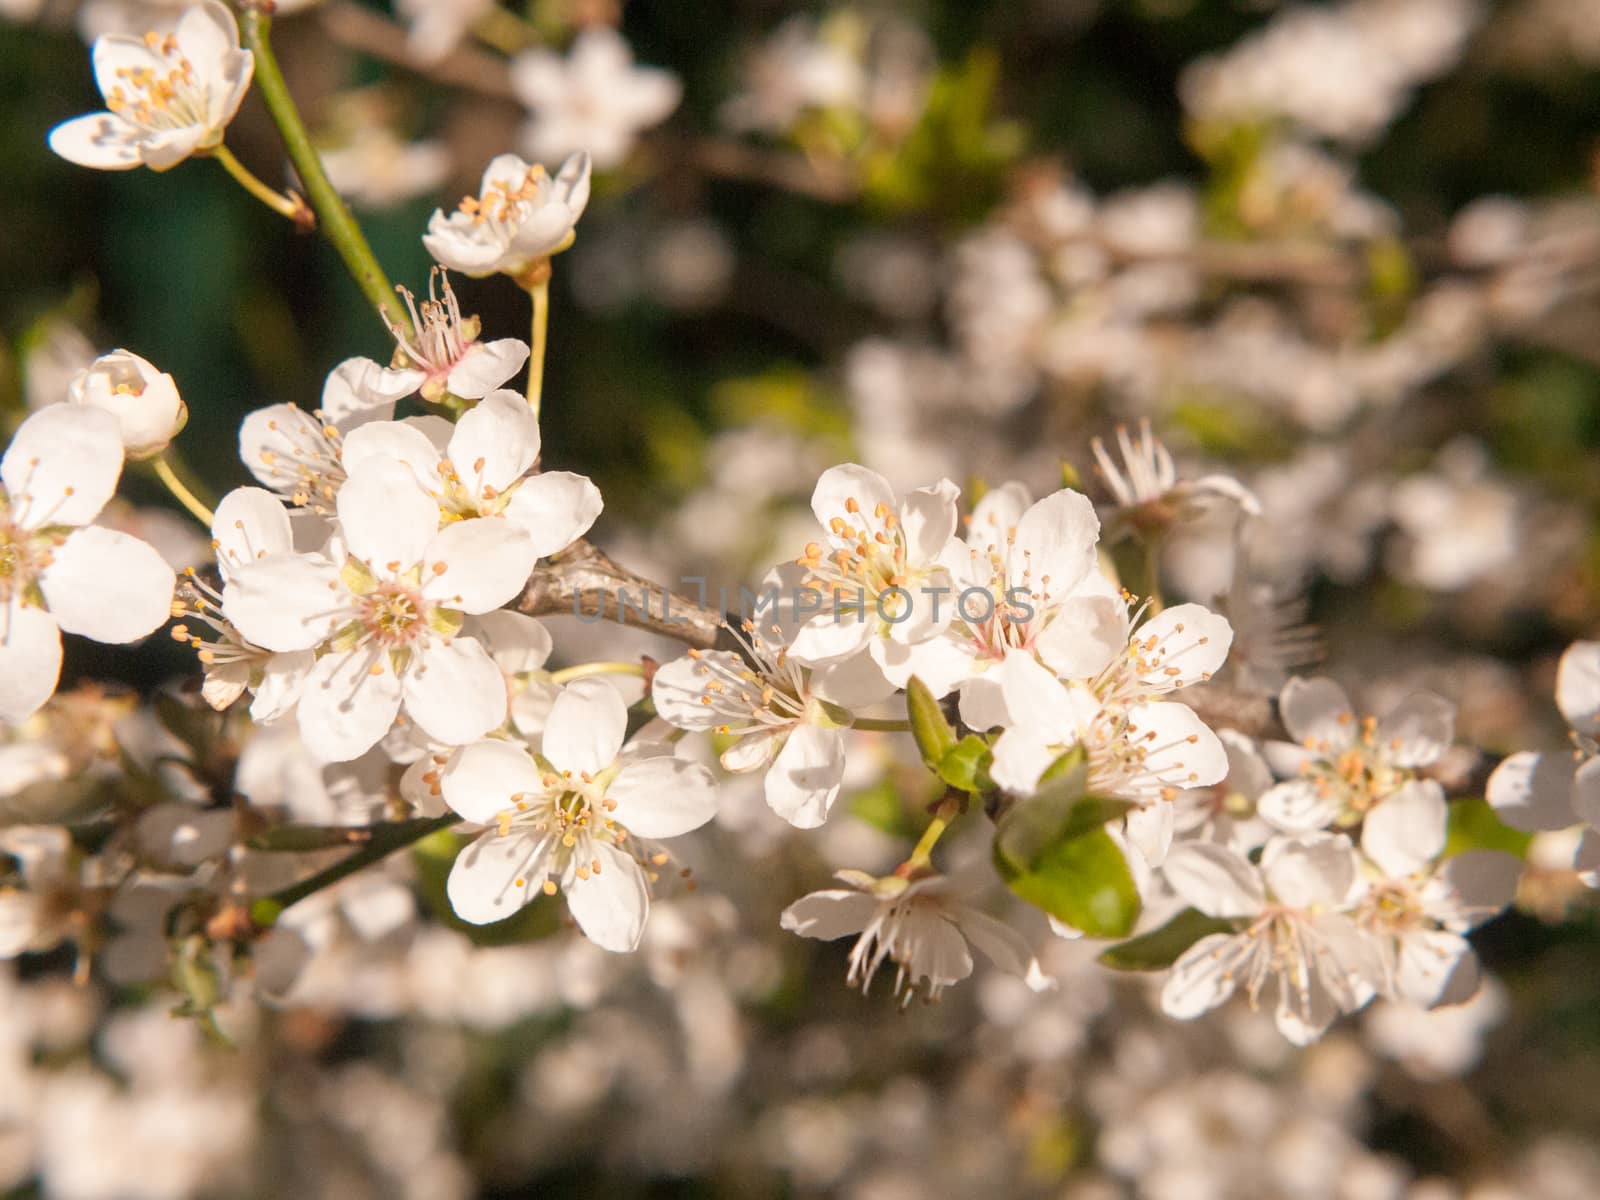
[992,754,1140,938]
[1445,797,1533,859]
[1098,908,1236,971]
[906,675,957,772]
[937,734,994,793]
[994,826,1141,938]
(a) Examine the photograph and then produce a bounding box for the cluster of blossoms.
[6,0,1600,1194]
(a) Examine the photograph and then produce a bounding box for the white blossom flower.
[1160,833,1385,1044]
[424,151,591,280]
[320,126,451,212]
[1090,419,1261,535]
[66,349,187,460]
[221,458,537,761]
[788,463,963,680]
[170,486,314,719]
[339,390,602,557]
[0,405,176,723]
[1170,729,1277,855]
[1488,640,1600,836]
[385,269,530,403]
[510,28,682,170]
[719,15,865,135]
[1354,779,1521,1007]
[780,870,1050,1004]
[237,358,416,518]
[652,615,890,828]
[441,678,718,951]
[1258,676,1455,833]
[392,0,492,64]
[48,1,253,172]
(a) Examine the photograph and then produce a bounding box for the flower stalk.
[210,144,313,229]
[518,259,553,418]
[237,6,413,335]
[152,451,217,526]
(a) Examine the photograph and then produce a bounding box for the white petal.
[402,637,508,746]
[222,553,343,652]
[763,725,846,829]
[543,677,626,776]
[965,481,1032,551]
[1012,488,1100,596]
[1161,933,1245,1019]
[297,649,403,762]
[1035,594,1127,679]
[606,757,719,838]
[1395,928,1471,1008]
[503,471,604,558]
[1123,700,1230,792]
[898,478,961,564]
[47,113,142,171]
[870,631,974,694]
[337,458,438,570]
[564,842,649,952]
[338,418,444,483]
[1485,751,1579,833]
[954,907,1051,989]
[1378,692,1455,768]
[1278,676,1355,751]
[470,609,553,674]
[2,404,123,528]
[1162,841,1264,917]
[447,830,547,925]
[250,651,313,724]
[1361,779,1447,878]
[1125,802,1175,867]
[446,340,529,399]
[448,391,541,496]
[419,518,535,614]
[988,729,1059,795]
[1258,777,1343,834]
[1261,833,1362,909]
[211,487,295,575]
[812,650,898,709]
[39,527,174,643]
[440,739,543,825]
[650,652,739,730]
[1557,641,1600,739]
[320,356,417,423]
[1133,603,1233,693]
[780,889,879,940]
[788,612,873,663]
[0,602,62,723]
[810,463,895,534]
[1439,850,1522,919]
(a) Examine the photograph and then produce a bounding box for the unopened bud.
[69,349,188,460]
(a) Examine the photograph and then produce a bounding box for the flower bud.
[68,349,188,460]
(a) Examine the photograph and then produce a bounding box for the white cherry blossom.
[171,486,313,720]
[1160,833,1385,1044]
[652,616,891,828]
[510,28,682,170]
[48,1,253,172]
[1354,779,1521,1007]
[66,349,187,459]
[424,151,591,279]
[780,870,1051,1005]
[1258,676,1455,833]
[1090,418,1260,533]
[339,390,602,557]
[386,269,531,404]
[441,678,718,950]
[1,405,175,722]
[789,463,964,680]
[221,458,538,761]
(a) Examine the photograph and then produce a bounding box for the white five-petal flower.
[781,870,1051,1004]
[441,678,718,950]
[221,458,537,761]
[424,151,591,280]
[67,349,187,460]
[48,1,253,172]
[0,405,176,723]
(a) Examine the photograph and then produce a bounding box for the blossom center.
[357,583,427,646]
[104,33,210,132]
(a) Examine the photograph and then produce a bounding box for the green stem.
[549,660,647,684]
[152,451,216,526]
[524,271,550,419]
[211,144,311,226]
[901,796,962,875]
[238,8,412,335]
[255,814,458,922]
[851,717,911,732]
